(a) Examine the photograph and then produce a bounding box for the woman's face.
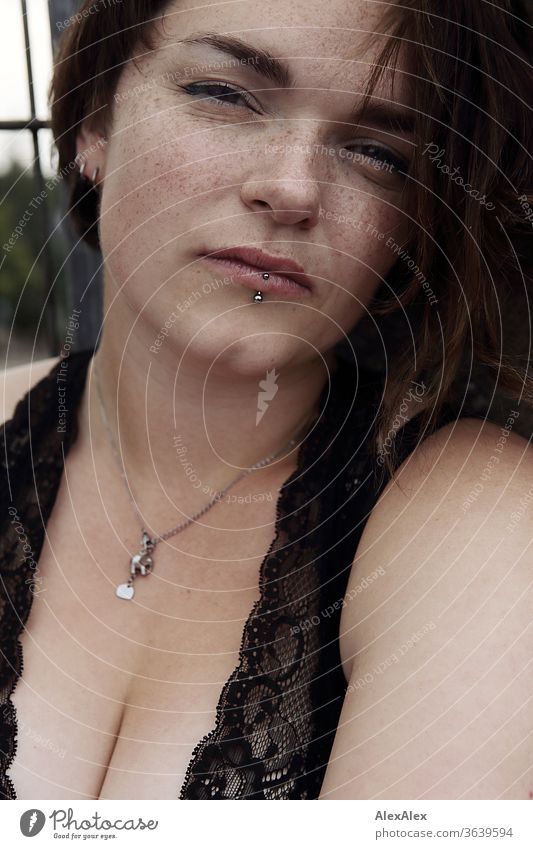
[92,0,413,375]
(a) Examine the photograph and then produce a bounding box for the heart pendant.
[116,582,134,600]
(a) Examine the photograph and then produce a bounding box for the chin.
[184,335,304,378]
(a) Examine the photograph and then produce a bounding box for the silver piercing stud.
[253,271,269,301]
[91,167,100,184]
[79,159,86,179]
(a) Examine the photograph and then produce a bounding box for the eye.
[343,141,408,176]
[178,81,260,112]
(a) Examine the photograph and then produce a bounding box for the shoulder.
[1,355,62,427]
[322,416,533,799]
[343,413,533,645]
[379,413,532,508]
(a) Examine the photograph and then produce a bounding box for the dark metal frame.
[0,0,102,356]
[0,0,58,351]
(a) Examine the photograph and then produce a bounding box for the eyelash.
[345,143,408,174]
[180,81,408,174]
[179,81,259,112]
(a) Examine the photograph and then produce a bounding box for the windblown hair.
[49,0,533,484]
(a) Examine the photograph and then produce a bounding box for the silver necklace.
[93,362,311,600]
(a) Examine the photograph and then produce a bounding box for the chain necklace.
[93,363,312,600]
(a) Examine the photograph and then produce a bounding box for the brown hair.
[355,0,533,485]
[49,0,533,484]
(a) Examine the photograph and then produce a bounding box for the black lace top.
[0,348,405,800]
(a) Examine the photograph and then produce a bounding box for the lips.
[201,246,313,291]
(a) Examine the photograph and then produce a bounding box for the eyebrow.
[349,102,415,134]
[179,32,414,134]
[180,32,294,88]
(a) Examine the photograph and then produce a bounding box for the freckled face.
[97,0,412,373]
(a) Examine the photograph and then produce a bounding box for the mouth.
[199,246,313,298]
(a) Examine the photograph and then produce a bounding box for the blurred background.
[0,0,102,367]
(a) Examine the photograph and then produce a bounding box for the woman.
[1,0,532,800]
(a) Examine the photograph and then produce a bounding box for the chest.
[8,555,261,799]
[5,450,353,799]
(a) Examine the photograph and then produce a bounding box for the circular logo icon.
[20,809,46,836]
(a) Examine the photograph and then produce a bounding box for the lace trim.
[177,425,311,799]
[178,364,379,799]
[0,352,381,800]
[0,349,92,800]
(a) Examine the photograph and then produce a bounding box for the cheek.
[321,193,406,319]
[98,115,231,297]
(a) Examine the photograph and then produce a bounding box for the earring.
[253,272,269,302]
[78,157,99,186]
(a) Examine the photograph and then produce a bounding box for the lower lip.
[200,255,312,297]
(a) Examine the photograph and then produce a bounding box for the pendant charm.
[116,531,155,600]
[130,531,155,577]
[116,581,134,600]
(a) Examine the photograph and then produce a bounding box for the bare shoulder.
[339,414,533,660]
[1,355,62,427]
[322,416,533,799]
[388,413,531,493]
[364,414,532,533]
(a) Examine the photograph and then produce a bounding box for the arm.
[320,418,533,799]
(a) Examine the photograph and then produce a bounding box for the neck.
[83,300,337,526]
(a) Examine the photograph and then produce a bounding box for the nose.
[240,128,322,228]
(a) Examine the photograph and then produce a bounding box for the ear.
[75,119,108,185]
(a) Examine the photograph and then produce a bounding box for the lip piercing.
[253,272,269,302]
